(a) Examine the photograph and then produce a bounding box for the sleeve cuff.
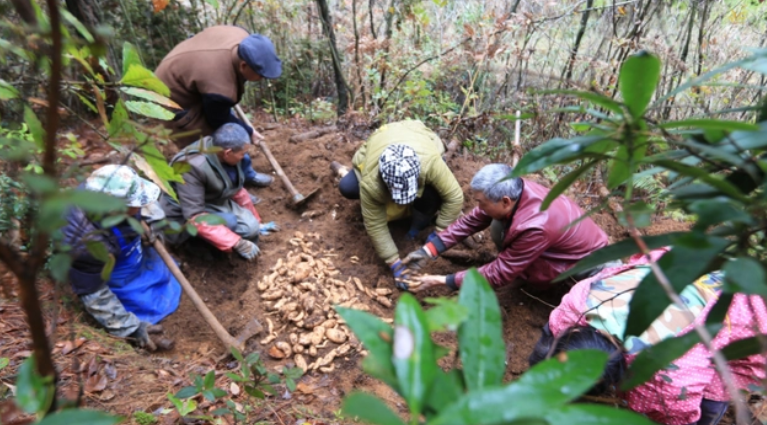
[446,274,458,290]
[430,235,448,254]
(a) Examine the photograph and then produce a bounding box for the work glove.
[405,228,420,241]
[259,221,281,236]
[402,238,439,271]
[130,321,158,352]
[234,238,260,260]
[390,259,410,291]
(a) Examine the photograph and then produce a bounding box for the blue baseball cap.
[238,34,282,79]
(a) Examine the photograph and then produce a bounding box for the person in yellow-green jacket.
[337,120,464,289]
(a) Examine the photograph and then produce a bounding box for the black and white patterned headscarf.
[379,144,420,205]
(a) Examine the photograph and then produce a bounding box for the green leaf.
[125,100,176,120]
[688,199,753,230]
[424,297,469,332]
[543,404,656,425]
[36,409,122,425]
[658,119,759,132]
[48,253,72,283]
[555,233,687,282]
[108,100,132,138]
[0,79,19,100]
[651,159,749,203]
[624,236,729,338]
[16,355,55,415]
[336,307,398,390]
[512,134,614,176]
[67,190,128,214]
[619,51,660,118]
[61,9,93,43]
[121,87,180,109]
[607,144,631,189]
[541,160,597,210]
[230,346,245,362]
[430,350,608,425]
[424,369,464,418]
[0,357,9,370]
[622,329,717,390]
[203,371,215,389]
[85,241,110,263]
[457,269,505,391]
[24,106,46,150]
[723,257,767,297]
[342,392,407,425]
[192,214,227,226]
[392,293,437,416]
[721,337,765,361]
[120,64,170,96]
[175,386,198,399]
[122,42,143,76]
[540,89,624,115]
[204,0,220,8]
[100,254,116,281]
[616,201,653,228]
[21,173,58,194]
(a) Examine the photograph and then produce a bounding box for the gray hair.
[212,123,249,151]
[470,163,523,202]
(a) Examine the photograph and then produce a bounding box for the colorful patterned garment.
[584,267,723,354]
[548,249,767,425]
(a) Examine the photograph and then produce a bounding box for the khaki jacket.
[352,120,463,262]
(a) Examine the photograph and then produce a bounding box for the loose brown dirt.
[0,115,695,423]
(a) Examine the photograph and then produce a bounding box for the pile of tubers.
[256,231,395,374]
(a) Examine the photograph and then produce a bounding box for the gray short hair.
[470,163,523,202]
[212,123,249,151]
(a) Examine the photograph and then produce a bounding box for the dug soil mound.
[158,115,691,414]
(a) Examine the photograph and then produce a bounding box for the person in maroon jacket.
[401,163,609,292]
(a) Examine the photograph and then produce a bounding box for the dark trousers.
[339,171,441,232]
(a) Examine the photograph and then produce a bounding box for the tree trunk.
[560,0,594,86]
[315,0,349,115]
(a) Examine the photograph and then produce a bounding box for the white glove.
[234,239,260,260]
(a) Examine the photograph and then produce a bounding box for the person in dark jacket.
[401,163,610,292]
[160,123,280,260]
[62,165,181,351]
[155,25,282,190]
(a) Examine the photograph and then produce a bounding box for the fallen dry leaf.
[295,382,313,394]
[61,337,87,355]
[100,390,116,401]
[84,374,107,393]
[229,382,240,396]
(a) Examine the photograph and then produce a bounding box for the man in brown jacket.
[402,163,610,292]
[155,25,281,188]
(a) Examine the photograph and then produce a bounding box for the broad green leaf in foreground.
[36,409,123,425]
[336,307,398,390]
[125,100,176,120]
[723,257,767,298]
[342,392,406,425]
[555,233,687,282]
[457,269,505,391]
[392,293,437,417]
[624,235,728,339]
[543,404,656,425]
[622,330,713,390]
[120,64,170,96]
[512,134,613,176]
[619,51,660,119]
[424,297,469,332]
[429,350,608,425]
[122,42,143,76]
[121,87,181,109]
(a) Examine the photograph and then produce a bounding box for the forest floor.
[0,114,694,425]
